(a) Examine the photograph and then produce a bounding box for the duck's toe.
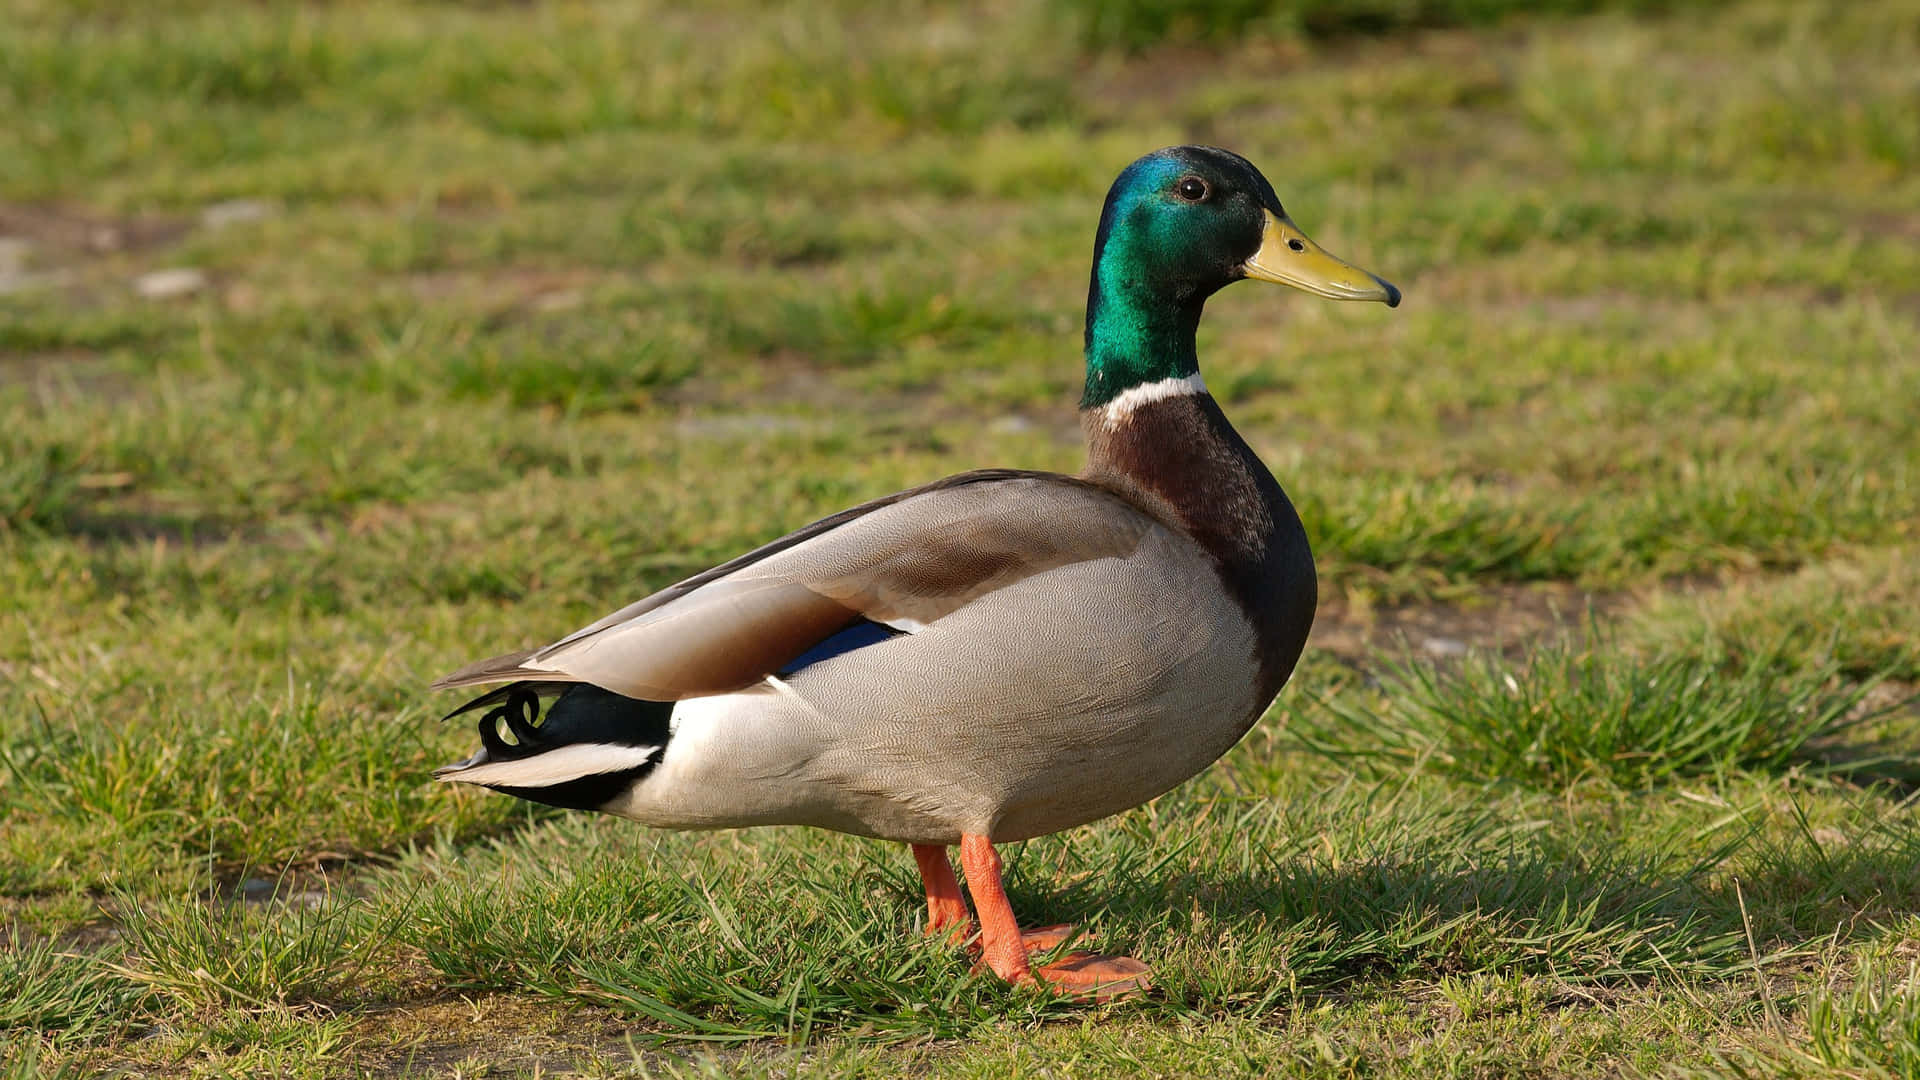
[924,908,974,947]
[1033,952,1152,1001]
[1018,923,1076,952]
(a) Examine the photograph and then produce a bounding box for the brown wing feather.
[428,477,1021,693]
[432,471,1153,700]
[553,580,859,699]
[534,468,1051,655]
[431,648,547,691]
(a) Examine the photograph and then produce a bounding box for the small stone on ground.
[0,237,30,293]
[135,267,207,299]
[201,199,277,229]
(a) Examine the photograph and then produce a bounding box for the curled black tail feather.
[440,679,548,723]
[477,686,546,759]
[437,680,676,813]
[445,680,673,758]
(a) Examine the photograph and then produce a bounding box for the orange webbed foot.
[1032,952,1152,1001]
[1017,923,1151,1000]
[956,835,1152,1003]
[1017,923,1075,952]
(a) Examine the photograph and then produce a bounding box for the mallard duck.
[432,145,1399,998]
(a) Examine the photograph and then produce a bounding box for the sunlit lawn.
[3,0,1918,1075]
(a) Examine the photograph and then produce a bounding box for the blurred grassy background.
[1062,0,1709,48]
[2,0,1917,1075]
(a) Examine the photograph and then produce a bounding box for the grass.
[1792,956,1920,1079]
[2,0,1917,1074]
[1636,550,1920,683]
[1056,0,1708,50]
[0,928,141,1049]
[1296,634,1893,787]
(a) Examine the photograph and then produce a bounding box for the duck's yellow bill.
[1244,211,1401,307]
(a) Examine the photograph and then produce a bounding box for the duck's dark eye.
[1175,176,1209,202]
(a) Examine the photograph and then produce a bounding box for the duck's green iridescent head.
[1081,146,1400,408]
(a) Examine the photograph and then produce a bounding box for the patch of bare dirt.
[0,203,192,263]
[0,897,123,953]
[1311,580,1623,665]
[0,347,141,402]
[354,994,707,1077]
[405,266,606,316]
[1855,210,1920,243]
[53,505,255,549]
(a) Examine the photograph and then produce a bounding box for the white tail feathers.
[437,742,661,789]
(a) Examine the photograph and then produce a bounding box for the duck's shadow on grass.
[995,809,1920,997]
[387,800,1920,1043]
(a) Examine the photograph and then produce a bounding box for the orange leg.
[957,833,1152,1000]
[911,843,974,945]
[910,844,1075,954]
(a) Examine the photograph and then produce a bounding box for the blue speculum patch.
[779,618,905,676]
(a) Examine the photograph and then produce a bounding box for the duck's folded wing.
[431,469,1158,700]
